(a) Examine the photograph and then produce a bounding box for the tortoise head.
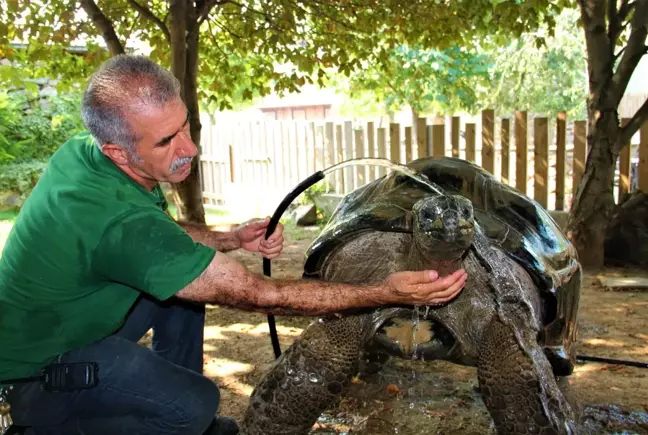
[412,194,475,262]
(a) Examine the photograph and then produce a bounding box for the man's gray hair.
[81,55,181,151]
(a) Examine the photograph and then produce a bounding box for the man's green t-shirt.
[0,132,216,383]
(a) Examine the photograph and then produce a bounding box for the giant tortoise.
[242,156,582,435]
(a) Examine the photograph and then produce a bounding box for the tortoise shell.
[303,156,581,363]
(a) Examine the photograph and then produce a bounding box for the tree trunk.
[168,0,206,224]
[566,0,648,270]
[566,112,618,269]
[174,6,206,224]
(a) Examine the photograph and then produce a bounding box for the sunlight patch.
[204,323,303,340]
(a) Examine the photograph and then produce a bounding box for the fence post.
[405,126,413,163]
[515,111,528,194]
[482,109,495,174]
[639,120,648,192]
[367,121,376,181]
[618,118,632,202]
[501,118,510,185]
[390,123,401,164]
[555,112,567,210]
[377,127,387,177]
[451,116,461,158]
[336,124,344,193]
[465,123,476,162]
[354,128,365,186]
[534,117,549,208]
[432,123,445,157]
[417,118,427,158]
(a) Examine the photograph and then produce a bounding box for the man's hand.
[384,269,467,306]
[234,217,285,259]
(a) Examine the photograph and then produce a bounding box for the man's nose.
[177,131,198,157]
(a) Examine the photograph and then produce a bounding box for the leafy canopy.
[1,0,571,112]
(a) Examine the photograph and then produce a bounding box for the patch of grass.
[280,220,324,241]
[167,203,234,225]
[0,208,19,222]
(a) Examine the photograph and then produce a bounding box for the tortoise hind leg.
[241,314,372,435]
[477,318,579,435]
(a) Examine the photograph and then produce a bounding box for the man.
[0,55,467,434]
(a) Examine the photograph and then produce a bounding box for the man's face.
[103,96,198,188]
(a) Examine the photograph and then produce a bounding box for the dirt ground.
[199,226,648,434]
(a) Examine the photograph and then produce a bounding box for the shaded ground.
[198,225,648,434]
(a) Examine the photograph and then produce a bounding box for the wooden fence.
[198,110,648,215]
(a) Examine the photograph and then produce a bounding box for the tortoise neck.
[407,244,463,276]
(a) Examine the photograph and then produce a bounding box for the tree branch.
[615,96,648,153]
[79,0,125,56]
[196,0,231,29]
[612,0,648,104]
[618,0,636,23]
[126,0,170,43]
[607,0,620,44]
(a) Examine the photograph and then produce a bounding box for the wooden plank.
[315,125,324,171]
[271,122,280,188]
[377,127,387,177]
[482,109,495,174]
[501,118,510,185]
[465,123,476,162]
[534,117,549,208]
[367,121,376,181]
[229,144,236,183]
[639,120,648,192]
[555,112,567,210]
[308,121,317,174]
[390,123,401,163]
[260,121,269,189]
[597,276,648,290]
[432,124,445,157]
[515,111,528,194]
[417,117,427,159]
[618,117,632,202]
[354,128,365,187]
[344,121,354,192]
[324,121,335,180]
[336,124,344,193]
[451,116,460,158]
[290,122,299,187]
[404,126,413,163]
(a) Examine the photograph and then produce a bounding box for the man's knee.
[164,374,221,434]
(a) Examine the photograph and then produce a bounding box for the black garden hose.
[576,354,648,369]
[263,170,325,359]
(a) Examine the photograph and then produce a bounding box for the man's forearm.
[178,222,241,252]
[176,252,390,316]
[236,277,388,316]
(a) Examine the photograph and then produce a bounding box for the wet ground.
[197,224,648,434]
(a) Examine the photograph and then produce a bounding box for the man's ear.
[101,143,131,166]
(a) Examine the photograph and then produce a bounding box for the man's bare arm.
[175,252,467,316]
[177,222,241,252]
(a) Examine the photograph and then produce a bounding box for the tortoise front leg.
[477,318,579,435]
[241,314,371,435]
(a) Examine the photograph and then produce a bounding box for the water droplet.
[308,373,322,384]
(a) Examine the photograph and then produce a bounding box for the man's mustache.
[170,157,193,172]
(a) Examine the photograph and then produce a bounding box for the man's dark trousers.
[6,295,226,434]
